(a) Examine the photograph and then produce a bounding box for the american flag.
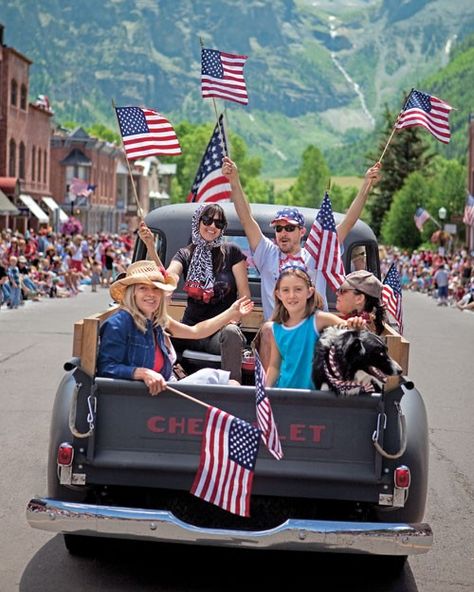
[70,178,91,197]
[463,194,474,226]
[186,114,231,203]
[382,263,404,334]
[201,48,248,105]
[304,192,345,292]
[414,207,431,231]
[115,106,181,160]
[395,89,452,144]
[191,406,261,517]
[254,351,283,460]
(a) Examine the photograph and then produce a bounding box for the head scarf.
[184,204,224,303]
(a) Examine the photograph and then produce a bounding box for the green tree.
[290,145,330,208]
[367,105,432,237]
[86,123,120,144]
[381,172,435,249]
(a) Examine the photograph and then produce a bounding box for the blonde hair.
[271,267,324,324]
[121,284,168,333]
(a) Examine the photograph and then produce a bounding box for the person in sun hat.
[335,270,386,335]
[97,260,254,393]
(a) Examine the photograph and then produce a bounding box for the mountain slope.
[1,0,473,175]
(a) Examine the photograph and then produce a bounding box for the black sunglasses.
[200,216,226,230]
[274,224,299,233]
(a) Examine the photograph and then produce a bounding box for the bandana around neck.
[184,205,224,303]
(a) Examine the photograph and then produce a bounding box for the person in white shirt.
[222,156,381,367]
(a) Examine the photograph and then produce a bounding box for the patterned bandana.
[184,204,224,303]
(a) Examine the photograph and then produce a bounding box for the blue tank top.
[273,314,319,389]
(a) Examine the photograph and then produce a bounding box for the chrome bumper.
[27,498,432,556]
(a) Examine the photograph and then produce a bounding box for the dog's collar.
[323,345,386,395]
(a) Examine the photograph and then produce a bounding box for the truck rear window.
[222,234,261,279]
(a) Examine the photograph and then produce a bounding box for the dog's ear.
[345,334,366,358]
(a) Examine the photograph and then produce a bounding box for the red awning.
[0,177,20,196]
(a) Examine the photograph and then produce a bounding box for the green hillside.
[1,0,473,175]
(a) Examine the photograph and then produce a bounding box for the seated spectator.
[335,270,386,335]
[139,203,251,383]
[97,260,254,393]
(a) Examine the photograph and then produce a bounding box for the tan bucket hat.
[340,270,382,299]
[110,260,176,303]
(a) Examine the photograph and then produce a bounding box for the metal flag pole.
[378,88,414,163]
[111,98,145,219]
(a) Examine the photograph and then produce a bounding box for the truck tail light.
[57,443,74,466]
[394,465,411,489]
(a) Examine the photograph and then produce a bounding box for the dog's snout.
[391,360,403,375]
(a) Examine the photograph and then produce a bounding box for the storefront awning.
[18,194,49,223]
[0,189,19,215]
[41,196,69,223]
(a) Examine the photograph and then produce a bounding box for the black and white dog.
[312,326,402,396]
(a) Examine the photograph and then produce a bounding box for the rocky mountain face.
[2,0,473,175]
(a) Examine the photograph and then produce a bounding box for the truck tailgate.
[81,379,387,501]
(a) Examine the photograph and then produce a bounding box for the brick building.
[0,24,55,232]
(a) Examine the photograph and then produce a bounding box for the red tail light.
[57,443,74,466]
[394,465,411,489]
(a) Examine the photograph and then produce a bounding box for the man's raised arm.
[336,162,381,243]
[222,156,263,253]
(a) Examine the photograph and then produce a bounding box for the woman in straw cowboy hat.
[97,260,254,394]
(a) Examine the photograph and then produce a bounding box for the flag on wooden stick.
[254,351,283,460]
[395,89,452,144]
[191,406,261,517]
[187,114,231,203]
[201,48,249,105]
[382,263,404,334]
[115,106,181,159]
[305,192,345,292]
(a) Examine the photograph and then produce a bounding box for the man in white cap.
[222,156,381,320]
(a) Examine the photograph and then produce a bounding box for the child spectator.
[7,256,21,309]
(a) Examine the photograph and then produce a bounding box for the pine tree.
[367,105,432,237]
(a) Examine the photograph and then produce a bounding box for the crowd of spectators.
[380,246,474,311]
[0,225,134,310]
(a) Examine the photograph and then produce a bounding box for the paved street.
[0,289,473,591]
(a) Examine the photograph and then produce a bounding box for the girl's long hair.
[271,267,324,324]
[188,203,227,272]
[121,284,168,333]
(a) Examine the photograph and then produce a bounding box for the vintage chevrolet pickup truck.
[26,203,432,569]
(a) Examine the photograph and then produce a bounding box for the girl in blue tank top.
[266,266,363,390]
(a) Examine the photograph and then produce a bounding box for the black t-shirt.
[0,265,7,281]
[173,243,246,324]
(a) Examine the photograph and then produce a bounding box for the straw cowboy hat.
[110,260,176,303]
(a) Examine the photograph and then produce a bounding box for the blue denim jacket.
[97,309,172,380]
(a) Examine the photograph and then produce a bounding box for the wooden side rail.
[72,306,119,376]
[382,323,410,392]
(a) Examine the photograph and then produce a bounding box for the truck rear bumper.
[27,497,432,556]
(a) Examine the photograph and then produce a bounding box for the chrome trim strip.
[27,498,432,556]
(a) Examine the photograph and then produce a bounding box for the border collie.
[312,326,402,396]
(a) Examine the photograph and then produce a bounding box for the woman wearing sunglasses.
[139,204,250,383]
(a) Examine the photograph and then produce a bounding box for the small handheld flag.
[201,48,249,105]
[395,89,452,144]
